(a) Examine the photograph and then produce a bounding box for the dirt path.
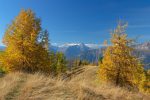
[5,74,27,100]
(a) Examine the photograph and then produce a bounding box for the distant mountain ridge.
[50,43,92,59]
[50,43,105,60]
[134,42,150,69]
[135,42,150,50]
[50,42,150,69]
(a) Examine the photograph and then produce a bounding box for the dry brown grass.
[0,72,26,100]
[0,66,150,100]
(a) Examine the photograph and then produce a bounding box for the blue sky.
[0,0,150,45]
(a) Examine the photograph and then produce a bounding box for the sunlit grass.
[0,66,149,100]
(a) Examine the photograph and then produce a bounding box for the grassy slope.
[0,66,150,100]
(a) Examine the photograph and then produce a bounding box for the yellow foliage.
[98,22,146,91]
[142,70,150,94]
[1,9,50,73]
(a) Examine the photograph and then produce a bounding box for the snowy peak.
[58,43,80,48]
[136,42,150,50]
[52,43,104,49]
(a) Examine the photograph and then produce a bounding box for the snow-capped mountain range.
[50,42,150,69]
[135,42,150,50]
[50,43,103,59]
[52,43,104,49]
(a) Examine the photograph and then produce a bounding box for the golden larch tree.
[1,9,50,73]
[99,22,146,90]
